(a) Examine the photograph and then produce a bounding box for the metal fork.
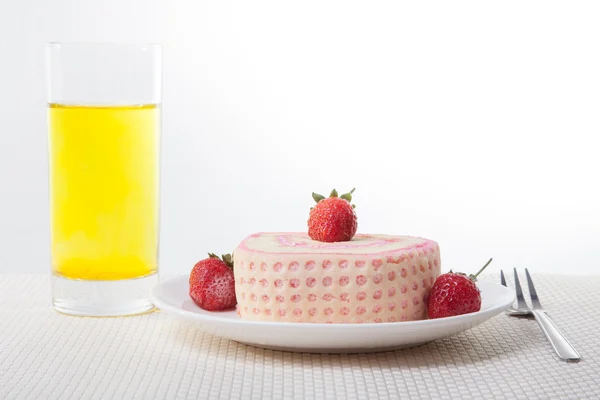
[500,268,581,362]
[500,270,530,316]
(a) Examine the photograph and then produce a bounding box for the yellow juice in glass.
[48,104,159,281]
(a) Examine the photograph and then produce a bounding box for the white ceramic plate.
[151,275,515,353]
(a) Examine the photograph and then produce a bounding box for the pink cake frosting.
[234,233,441,323]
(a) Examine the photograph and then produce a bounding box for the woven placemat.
[0,273,598,399]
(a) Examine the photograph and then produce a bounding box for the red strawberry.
[308,188,358,242]
[189,253,237,311]
[428,258,493,319]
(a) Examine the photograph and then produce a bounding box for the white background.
[0,1,598,276]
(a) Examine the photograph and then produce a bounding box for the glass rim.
[46,42,162,49]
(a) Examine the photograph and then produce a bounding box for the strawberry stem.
[208,252,234,269]
[469,258,493,281]
[312,192,326,203]
[340,188,356,202]
[221,254,234,269]
[312,188,357,206]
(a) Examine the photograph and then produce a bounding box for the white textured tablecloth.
[1,273,598,399]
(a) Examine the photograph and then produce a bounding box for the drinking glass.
[46,43,161,316]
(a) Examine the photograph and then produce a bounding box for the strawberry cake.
[233,233,441,323]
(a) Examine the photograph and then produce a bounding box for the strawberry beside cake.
[233,233,441,323]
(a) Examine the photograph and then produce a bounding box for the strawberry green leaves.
[208,252,234,269]
[312,188,355,206]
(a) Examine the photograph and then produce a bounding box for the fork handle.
[532,310,581,362]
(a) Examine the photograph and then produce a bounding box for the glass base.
[52,273,158,317]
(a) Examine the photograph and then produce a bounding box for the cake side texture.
[234,233,441,323]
